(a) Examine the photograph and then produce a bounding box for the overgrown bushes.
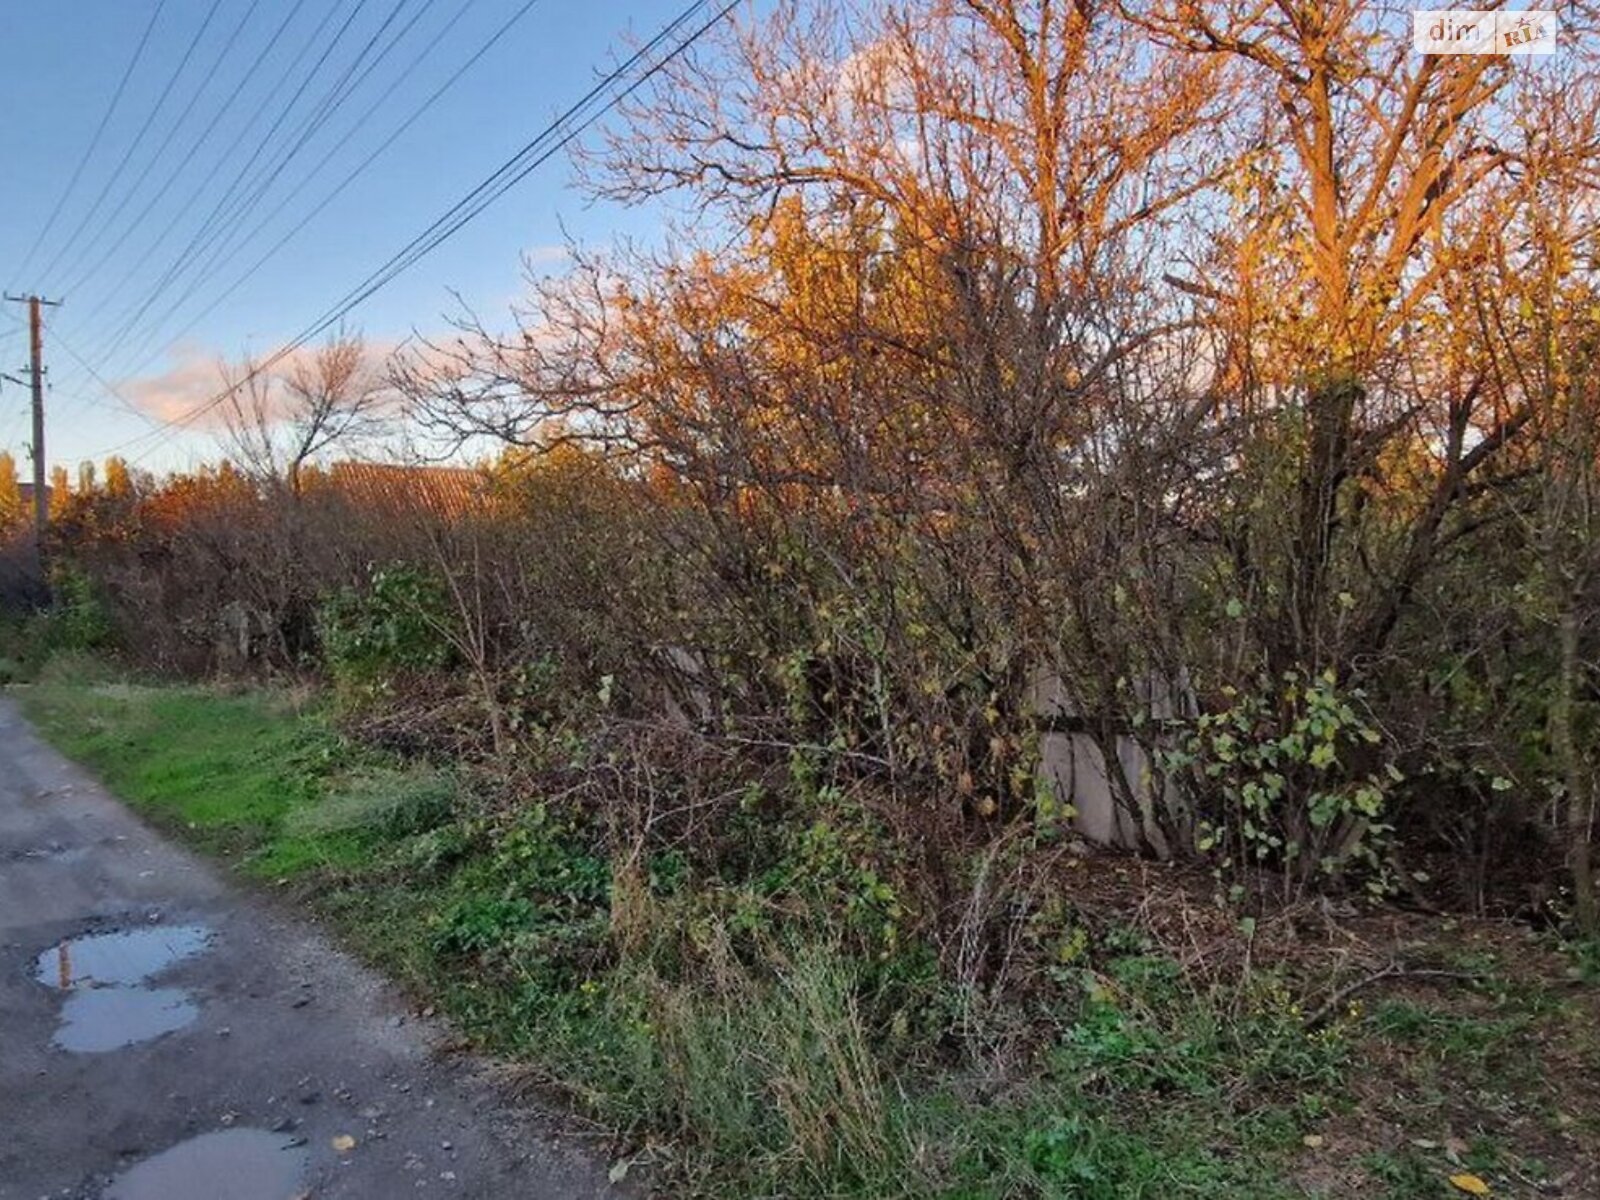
[20,656,1600,1196]
[5,2,1598,1191]
[41,430,1589,926]
[6,0,1599,1167]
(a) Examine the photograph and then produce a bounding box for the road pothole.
[105,1129,310,1200]
[33,924,211,989]
[31,923,213,1052]
[54,985,199,1052]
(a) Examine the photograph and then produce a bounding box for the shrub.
[46,563,112,654]
[1162,670,1401,896]
[319,564,457,685]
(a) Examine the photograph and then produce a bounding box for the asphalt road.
[0,696,621,1199]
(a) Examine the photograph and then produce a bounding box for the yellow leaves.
[1449,1173,1491,1195]
[1055,926,1088,964]
[331,1134,357,1153]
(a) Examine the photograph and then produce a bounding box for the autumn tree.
[1461,65,1600,934]
[47,465,70,522]
[402,0,1600,890]
[103,457,132,500]
[1124,2,1600,677]
[0,453,22,528]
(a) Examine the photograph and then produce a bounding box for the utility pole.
[4,293,62,545]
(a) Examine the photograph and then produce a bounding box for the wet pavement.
[0,697,622,1199]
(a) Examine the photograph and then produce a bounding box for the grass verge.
[16,660,1600,1198]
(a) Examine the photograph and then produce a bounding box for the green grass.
[17,661,425,879]
[15,661,1600,1198]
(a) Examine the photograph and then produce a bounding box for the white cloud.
[120,337,400,429]
[121,342,231,426]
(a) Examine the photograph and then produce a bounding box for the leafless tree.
[222,331,385,495]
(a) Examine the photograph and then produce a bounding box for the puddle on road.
[105,1129,311,1200]
[30,923,213,1053]
[32,924,211,989]
[54,986,199,1052]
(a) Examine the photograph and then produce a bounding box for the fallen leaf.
[1449,1173,1491,1196]
[608,1159,632,1184]
[1301,1134,1324,1149]
[331,1134,357,1153]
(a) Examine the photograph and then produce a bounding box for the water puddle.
[30,923,212,1053]
[105,1129,311,1200]
[54,986,198,1052]
[33,924,211,989]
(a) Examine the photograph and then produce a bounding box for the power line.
[11,2,168,286]
[53,0,269,304]
[172,0,417,262]
[286,0,733,350]
[0,310,135,459]
[99,0,526,391]
[43,327,164,431]
[52,0,272,307]
[105,0,736,465]
[0,313,36,449]
[56,0,314,340]
[94,0,440,372]
[86,0,375,366]
[36,0,225,287]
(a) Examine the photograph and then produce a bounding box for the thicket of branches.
[26,2,1600,943]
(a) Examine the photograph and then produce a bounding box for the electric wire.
[110,0,734,466]
[55,0,306,334]
[46,328,165,430]
[10,2,167,286]
[82,0,364,353]
[102,0,526,391]
[86,0,376,367]
[51,0,262,300]
[94,0,441,373]
[57,0,313,342]
[36,0,224,288]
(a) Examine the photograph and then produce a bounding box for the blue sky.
[0,0,703,474]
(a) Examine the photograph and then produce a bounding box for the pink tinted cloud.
[120,339,399,428]
[121,342,230,426]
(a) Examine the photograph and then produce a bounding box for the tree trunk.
[1553,600,1597,938]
